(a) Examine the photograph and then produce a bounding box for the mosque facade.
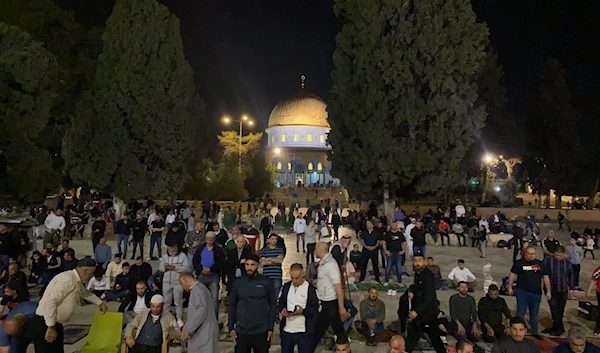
[265,76,335,187]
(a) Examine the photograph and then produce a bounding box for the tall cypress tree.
[63,0,202,199]
[327,0,489,200]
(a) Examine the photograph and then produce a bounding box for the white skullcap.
[150,294,164,304]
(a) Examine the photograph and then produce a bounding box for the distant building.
[265,76,335,187]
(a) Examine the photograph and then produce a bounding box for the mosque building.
[265,76,336,187]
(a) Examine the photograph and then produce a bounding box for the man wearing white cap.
[124,294,179,353]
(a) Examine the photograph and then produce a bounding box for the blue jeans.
[272,278,282,300]
[343,299,358,332]
[187,252,195,271]
[117,233,129,257]
[362,312,384,337]
[385,252,404,283]
[413,244,426,256]
[198,273,220,319]
[149,236,162,258]
[280,331,312,353]
[515,288,541,334]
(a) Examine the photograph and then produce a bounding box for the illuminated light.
[242,115,248,121]
[494,186,501,192]
[248,121,254,126]
[222,116,231,123]
[483,153,494,164]
[274,148,281,154]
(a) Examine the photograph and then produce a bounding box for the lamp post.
[481,153,500,204]
[222,115,254,175]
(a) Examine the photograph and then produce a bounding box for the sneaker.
[383,282,389,287]
[177,319,184,328]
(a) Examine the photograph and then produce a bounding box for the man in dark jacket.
[478,284,511,342]
[259,213,273,244]
[405,251,446,353]
[226,234,254,294]
[278,263,319,353]
[228,253,276,353]
[331,210,342,240]
[129,256,152,288]
[130,212,147,260]
[411,221,427,256]
[192,232,224,319]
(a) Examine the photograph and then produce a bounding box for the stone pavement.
[30,223,600,353]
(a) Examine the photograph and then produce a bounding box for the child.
[584,235,595,259]
[29,251,46,283]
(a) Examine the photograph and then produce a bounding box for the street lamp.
[274,147,281,155]
[222,115,254,175]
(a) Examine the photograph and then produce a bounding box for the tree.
[523,57,579,206]
[327,0,489,200]
[0,23,61,202]
[217,131,263,179]
[62,0,202,200]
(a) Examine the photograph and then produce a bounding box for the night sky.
[63,0,600,148]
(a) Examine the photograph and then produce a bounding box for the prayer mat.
[356,282,407,292]
[63,325,91,345]
[81,312,123,353]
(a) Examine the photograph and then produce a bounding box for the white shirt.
[105,261,123,285]
[320,226,331,243]
[87,275,111,291]
[166,214,176,224]
[284,281,310,333]
[316,253,341,301]
[585,238,595,250]
[455,205,466,217]
[44,212,66,231]
[147,212,156,226]
[133,295,148,313]
[448,266,476,282]
[293,218,307,234]
[36,269,103,326]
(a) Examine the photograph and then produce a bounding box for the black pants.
[19,315,64,353]
[235,331,269,353]
[359,250,380,282]
[406,322,446,353]
[131,344,161,353]
[481,324,505,343]
[512,238,521,263]
[306,243,316,264]
[311,300,347,351]
[333,225,339,240]
[456,233,466,246]
[262,231,269,244]
[131,238,144,258]
[585,249,595,259]
[573,264,581,288]
[439,232,450,246]
[549,291,568,332]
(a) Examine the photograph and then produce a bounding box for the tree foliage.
[0,23,61,202]
[327,0,489,201]
[62,0,202,200]
[217,130,263,179]
[523,57,579,198]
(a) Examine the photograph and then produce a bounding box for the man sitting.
[61,249,78,271]
[449,281,480,342]
[427,257,447,289]
[491,316,540,353]
[554,326,600,353]
[118,281,153,323]
[106,262,132,302]
[359,287,386,346]
[0,281,29,313]
[105,253,124,287]
[0,264,28,301]
[478,284,510,343]
[124,294,179,353]
[87,268,110,300]
[0,301,38,353]
[448,259,476,292]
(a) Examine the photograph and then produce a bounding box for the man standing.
[228,253,276,353]
[115,214,133,259]
[130,211,147,260]
[491,316,540,353]
[149,213,165,260]
[185,221,205,268]
[24,257,108,353]
[410,221,427,256]
[259,212,273,245]
[226,235,253,294]
[359,220,381,283]
[179,272,218,353]
[478,284,511,342]
[511,221,525,263]
[543,230,561,258]
[405,252,446,353]
[566,238,584,291]
[508,246,551,339]
[331,210,342,241]
[311,242,350,351]
[240,219,260,253]
[159,245,189,327]
[192,232,224,319]
[543,246,573,336]
[293,213,307,253]
[449,281,480,341]
[260,233,285,299]
[383,221,406,285]
[279,263,319,353]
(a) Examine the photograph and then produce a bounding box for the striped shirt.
[260,246,284,280]
[544,256,573,293]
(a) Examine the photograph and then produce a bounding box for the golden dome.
[267,89,329,129]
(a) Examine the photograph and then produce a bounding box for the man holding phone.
[278,263,320,353]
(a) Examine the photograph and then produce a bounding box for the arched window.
[317,162,323,171]
[293,133,300,142]
[276,162,282,170]
[308,162,314,171]
[319,135,325,143]
[287,162,291,171]
[281,134,286,142]
[306,133,313,142]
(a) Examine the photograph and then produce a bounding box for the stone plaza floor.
[28,223,600,352]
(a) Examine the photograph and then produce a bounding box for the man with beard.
[491,316,540,353]
[405,251,446,353]
[478,284,511,342]
[228,253,276,353]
